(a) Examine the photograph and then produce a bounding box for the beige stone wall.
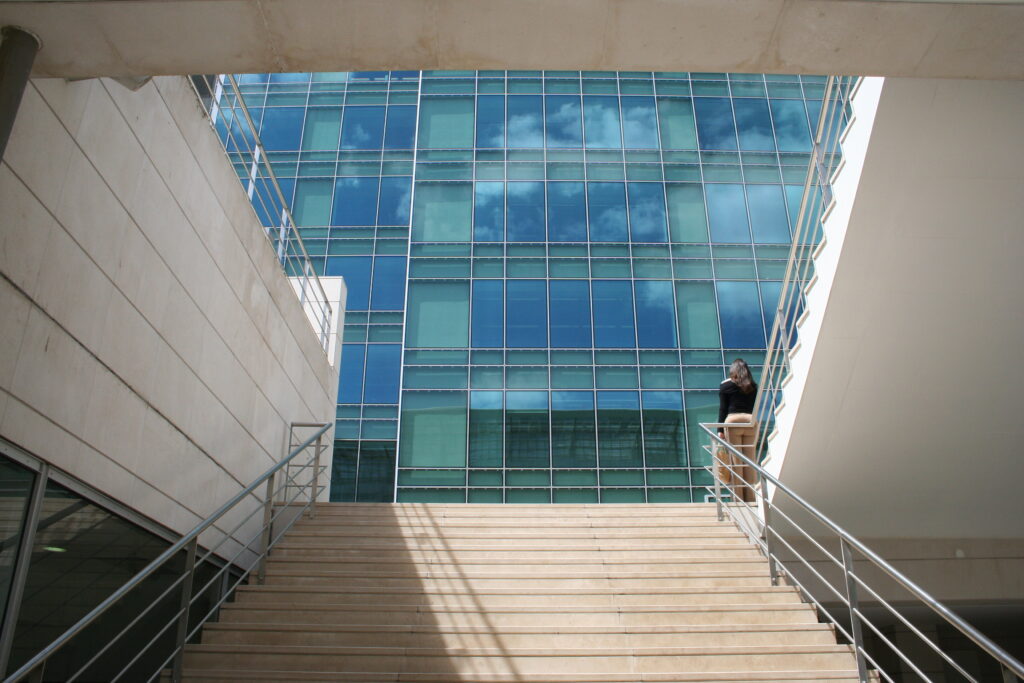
[0,75,340,546]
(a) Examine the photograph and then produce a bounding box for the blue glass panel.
[370,256,407,310]
[383,105,416,149]
[587,182,628,242]
[747,185,790,243]
[759,280,783,336]
[505,391,549,469]
[693,97,738,150]
[634,280,677,348]
[621,97,659,149]
[363,344,402,403]
[627,182,668,242]
[596,391,642,468]
[377,176,412,226]
[476,95,506,148]
[472,280,504,348]
[507,182,545,241]
[338,344,365,403]
[593,281,636,348]
[506,280,548,348]
[341,106,386,150]
[326,256,372,310]
[473,182,505,242]
[717,281,766,348]
[705,184,751,243]
[507,95,544,148]
[332,177,380,226]
[583,96,622,148]
[549,280,592,348]
[733,98,776,151]
[545,95,583,148]
[770,99,812,152]
[270,72,310,83]
[547,182,587,242]
[785,184,804,231]
[259,108,304,151]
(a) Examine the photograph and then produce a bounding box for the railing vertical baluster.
[1002,664,1017,683]
[309,432,324,519]
[712,440,723,522]
[760,474,778,587]
[256,472,275,585]
[841,539,870,683]
[171,538,198,683]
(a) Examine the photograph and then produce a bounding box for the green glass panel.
[361,421,398,439]
[587,164,625,181]
[363,406,398,418]
[506,259,547,278]
[601,488,644,502]
[507,350,547,364]
[416,162,473,180]
[640,367,682,389]
[731,82,766,97]
[551,350,592,365]
[469,470,503,486]
[474,244,504,256]
[551,403,596,469]
[506,367,548,389]
[683,390,718,466]
[508,245,545,256]
[657,98,697,149]
[398,470,466,486]
[508,79,542,94]
[507,163,545,180]
[382,160,414,175]
[675,282,721,348]
[471,350,504,364]
[505,489,550,503]
[596,367,639,389]
[583,79,618,94]
[714,260,757,279]
[328,238,374,254]
[410,258,471,278]
[470,367,503,389]
[397,488,464,502]
[757,261,787,278]
[336,420,359,439]
[301,108,341,150]
[626,164,663,181]
[647,470,689,486]
[469,391,503,467]
[639,350,678,365]
[690,468,714,486]
[632,259,672,278]
[477,79,504,94]
[655,80,690,96]
[683,366,725,389]
[399,391,467,467]
[673,259,713,278]
[648,488,692,502]
[591,259,631,277]
[418,97,474,148]
[330,441,358,501]
[475,163,504,180]
[337,406,360,418]
[549,259,589,278]
[412,182,472,241]
[595,350,635,365]
[403,366,468,389]
[505,392,549,468]
[548,163,586,180]
[703,165,742,182]
[744,166,782,183]
[368,326,403,342]
[620,80,653,95]
[683,350,721,364]
[292,179,333,226]
[633,245,671,257]
[506,471,550,486]
[554,489,599,503]
[406,349,468,364]
[598,408,642,468]
[551,367,594,389]
[712,245,753,258]
[643,413,685,468]
[468,488,502,502]
[666,183,708,242]
[343,326,366,342]
[406,281,469,348]
[663,164,701,181]
[600,470,645,486]
[553,470,598,486]
[473,259,504,277]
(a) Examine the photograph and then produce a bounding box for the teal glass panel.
[550,392,597,469]
[505,391,549,468]
[747,185,791,244]
[549,260,589,277]
[601,488,645,502]
[640,367,682,389]
[597,391,642,468]
[398,469,466,486]
[639,350,678,365]
[596,367,639,389]
[409,258,470,277]
[402,366,468,389]
[642,391,686,466]
[706,184,751,243]
[507,350,547,364]
[507,471,550,486]
[647,470,689,486]
[553,470,598,486]
[675,282,722,348]
[648,488,692,502]
[418,97,475,148]
[407,349,468,364]
[717,280,765,348]
[405,281,469,348]
[595,350,635,365]
[683,366,726,389]
[292,179,333,226]
[714,259,757,279]
[469,470,503,486]
[301,108,342,150]
[657,98,697,150]
[468,488,502,502]
[469,391,503,468]
[506,489,550,503]
[632,259,672,278]
[683,390,719,466]
[666,183,708,242]
[600,470,645,486]
[399,391,467,467]
[398,488,465,502]
[361,421,397,439]
[506,367,548,389]
[554,489,599,503]
[411,182,472,241]
[470,366,503,389]
[551,367,594,389]
[330,441,358,501]
[769,99,812,152]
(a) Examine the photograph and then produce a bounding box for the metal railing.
[750,74,859,465]
[3,422,330,683]
[700,424,1024,683]
[189,74,334,353]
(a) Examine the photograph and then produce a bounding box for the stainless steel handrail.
[701,422,1024,683]
[189,74,334,353]
[3,422,331,683]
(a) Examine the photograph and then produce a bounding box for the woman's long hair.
[729,358,756,394]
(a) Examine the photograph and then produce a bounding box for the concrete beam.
[0,0,1022,79]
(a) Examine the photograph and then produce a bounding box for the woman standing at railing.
[718,359,758,502]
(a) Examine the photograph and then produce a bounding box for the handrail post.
[760,474,779,587]
[841,539,870,683]
[309,432,324,519]
[1001,664,1016,683]
[170,538,197,683]
[256,473,275,585]
[712,441,723,522]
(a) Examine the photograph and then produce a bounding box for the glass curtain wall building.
[237,70,824,503]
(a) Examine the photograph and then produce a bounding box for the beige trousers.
[723,413,756,502]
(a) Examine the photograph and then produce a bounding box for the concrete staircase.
[183,503,865,682]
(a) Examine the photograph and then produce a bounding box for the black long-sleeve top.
[718,379,757,423]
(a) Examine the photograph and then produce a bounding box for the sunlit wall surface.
[239,70,826,503]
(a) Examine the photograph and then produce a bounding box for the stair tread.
[188,643,852,655]
[202,622,833,635]
[182,669,866,682]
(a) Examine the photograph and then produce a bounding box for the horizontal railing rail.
[701,422,1024,683]
[4,422,331,683]
[189,74,333,353]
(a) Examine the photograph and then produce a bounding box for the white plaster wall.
[0,75,340,551]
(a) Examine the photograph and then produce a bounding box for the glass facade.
[239,70,826,503]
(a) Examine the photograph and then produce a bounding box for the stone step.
[293,518,736,529]
[216,602,819,627]
[183,669,866,682]
[269,545,763,561]
[263,557,769,574]
[232,585,802,607]
[183,643,857,674]
[201,622,840,649]
[282,528,748,541]
[276,534,752,547]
